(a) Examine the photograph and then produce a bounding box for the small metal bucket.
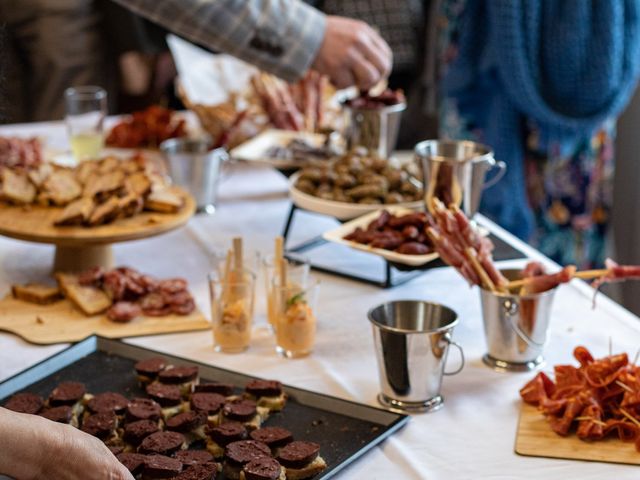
[368,300,464,413]
[160,137,227,214]
[479,269,556,372]
[344,102,406,157]
[415,140,506,217]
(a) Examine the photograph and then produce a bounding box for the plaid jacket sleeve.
[113,0,327,82]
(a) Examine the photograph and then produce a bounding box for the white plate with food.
[230,129,340,169]
[289,149,423,220]
[322,206,439,267]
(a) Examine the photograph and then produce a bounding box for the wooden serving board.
[515,403,640,465]
[0,295,210,345]
[0,187,195,246]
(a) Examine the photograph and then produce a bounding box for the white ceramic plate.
[230,129,331,169]
[289,172,424,221]
[322,206,440,267]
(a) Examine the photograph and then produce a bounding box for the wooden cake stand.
[0,187,196,272]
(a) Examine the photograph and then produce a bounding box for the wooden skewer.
[279,258,288,288]
[506,268,609,290]
[464,247,496,292]
[223,249,233,283]
[574,416,607,427]
[615,380,634,393]
[232,237,243,271]
[619,408,640,427]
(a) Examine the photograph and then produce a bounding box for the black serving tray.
[0,336,409,479]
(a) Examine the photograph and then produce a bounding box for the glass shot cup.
[272,276,319,358]
[209,268,256,353]
[64,86,107,162]
[262,254,310,330]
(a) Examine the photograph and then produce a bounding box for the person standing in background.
[436,0,640,268]
[0,0,107,123]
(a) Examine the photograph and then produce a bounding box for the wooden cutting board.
[515,403,640,465]
[0,295,211,345]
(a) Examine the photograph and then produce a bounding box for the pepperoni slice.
[107,302,141,323]
[172,299,196,315]
[159,278,188,294]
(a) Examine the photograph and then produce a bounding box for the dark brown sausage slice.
[224,440,271,466]
[250,427,293,449]
[158,366,199,384]
[49,381,86,406]
[39,405,72,423]
[87,392,129,414]
[4,392,44,414]
[243,457,283,480]
[245,380,282,398]
[165,411,206,433]
[146,383,182,407]
[117,452,146,475]
[124,419,160,446]
[222,399,257,422]
[135,357,167,378]
[81,412,117,439]
[194,382,235,396]
[138,431,185,455]
[173,449,214,466]
[208,422,247,446]
[173,462,217,480]
[143,454,183,478]
[191,392,226,415]
[126,397,162,422]
[277,441,320,469]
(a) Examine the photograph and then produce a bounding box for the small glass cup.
[209,268,256,353]
[65,86,107,162]
[262,253,310,330]
[272,276,319,358]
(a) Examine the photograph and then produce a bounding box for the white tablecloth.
[0,121,639,479]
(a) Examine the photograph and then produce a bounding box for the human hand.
[311,16,392,90]
[0,408,133,480]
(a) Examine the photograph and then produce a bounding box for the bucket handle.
[483,160,507,190]
[503,299,546,348]
[443,335,465,376]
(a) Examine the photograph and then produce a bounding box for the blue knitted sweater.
[443,0,640,239]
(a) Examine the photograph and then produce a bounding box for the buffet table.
[1,120,639,479]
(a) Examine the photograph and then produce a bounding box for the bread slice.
[87,196,120,226]
[75,161,98,185]
[84,169,125,201]
[27,163,53,187]
[124,172,151,197]
[98,156,121,174]
[42,170,82,206]
[55,272,112,315]
[144,189,183,213]
[283,456,327,480]
[118,193,144,218]
[2,169,36,204]
[54,197,95,226]
[12,283,62,304]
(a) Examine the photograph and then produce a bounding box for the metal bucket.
[344,102,406,157]
[368,300,464,413]
[479,269,556,372]
[415,139,506,217]
[160,137,227,214]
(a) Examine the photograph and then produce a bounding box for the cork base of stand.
[53,244,115,272]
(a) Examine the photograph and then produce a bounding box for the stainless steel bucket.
[345,102,406,157]
[160,137,227,214]
[479,269,556,372]
[415,140,506,217]
[368,300,464,413]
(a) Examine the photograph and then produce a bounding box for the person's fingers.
[349,49,380,90]
[354,25,393,78]
[331,68,356,90]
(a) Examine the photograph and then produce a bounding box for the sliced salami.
[107,302,141,323]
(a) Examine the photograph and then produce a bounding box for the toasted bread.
[54,197,95,226]
[12,283,62,305]
[42,170,82,206]
[2,169,36,204]
[84,170,125,202]
[144,189,183,213]
[98,156,121,174]
[118,193,144,218]
[124,172,152,198]
[27,163,53,187]
[55,272,112,315]
[75,161,98,185]
[88,196,120,226]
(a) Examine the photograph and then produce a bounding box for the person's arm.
[0,408,133,480]
[112,0,391,89]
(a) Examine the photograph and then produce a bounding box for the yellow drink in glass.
[70,132,104,161]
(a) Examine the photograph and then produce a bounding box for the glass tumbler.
[209,268,256,353]
[262,254,310,330]
[272,277,319,358]
[65,86,107,161]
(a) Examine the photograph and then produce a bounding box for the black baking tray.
[0,336,409,479]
